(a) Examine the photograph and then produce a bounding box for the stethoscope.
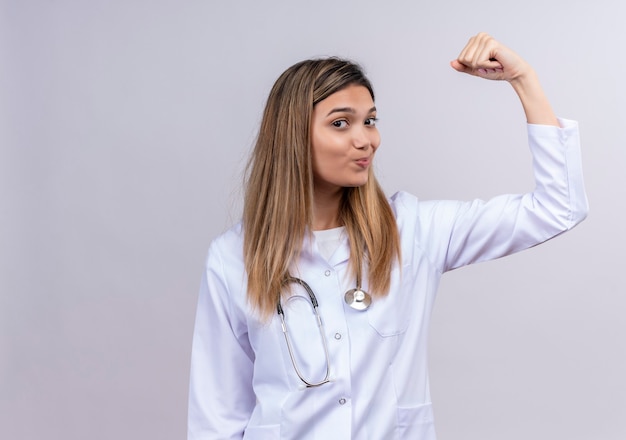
[276,276,372,388]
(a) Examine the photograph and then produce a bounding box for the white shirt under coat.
[188,119,588,440]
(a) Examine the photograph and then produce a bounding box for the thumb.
[450,59,468,73]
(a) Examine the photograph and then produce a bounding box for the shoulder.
[388,191,427,234]
[389,190,418,216]
[205,222,245,270]
[389,190,462,221]
[211,222,243,248]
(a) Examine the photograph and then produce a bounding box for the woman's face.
[310,84,380,193]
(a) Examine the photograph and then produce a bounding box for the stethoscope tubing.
[277,277,332,388]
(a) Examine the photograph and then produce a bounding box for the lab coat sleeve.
[188,240,255,440]
[434,118,589,272]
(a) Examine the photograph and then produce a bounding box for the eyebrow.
[325,106,377,117]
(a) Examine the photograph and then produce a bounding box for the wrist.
[509,67,540,93]
[508,68,559,126]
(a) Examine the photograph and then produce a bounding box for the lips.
[355,157,371,168]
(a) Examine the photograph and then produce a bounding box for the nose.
[352,126,372,150]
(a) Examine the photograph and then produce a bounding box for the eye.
[364,117,378,127]
[332,120,348,128]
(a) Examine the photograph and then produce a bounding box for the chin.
[347,179,369,188]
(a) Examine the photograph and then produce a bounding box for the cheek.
[312,133,345,161]
[312,149,342,177]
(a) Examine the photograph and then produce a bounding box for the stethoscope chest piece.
[344,288,372,311]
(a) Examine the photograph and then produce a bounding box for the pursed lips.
[354,156,371,168]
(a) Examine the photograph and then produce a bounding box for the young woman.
[188,33,588,439]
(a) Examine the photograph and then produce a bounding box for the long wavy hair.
[243,57,401,320]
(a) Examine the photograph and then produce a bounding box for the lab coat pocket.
[366,264,414,337]
[243,424,280,440]
[397,403,435,439]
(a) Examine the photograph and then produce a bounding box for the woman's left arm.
[450,32,558,126]
[422,33,590,272]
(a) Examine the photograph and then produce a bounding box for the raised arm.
[450,32,559,127]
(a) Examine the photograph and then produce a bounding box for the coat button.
[334,333,342,340]
[338,398,347,405]
[324,270,331,277]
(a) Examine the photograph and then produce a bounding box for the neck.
[312,185,343,231]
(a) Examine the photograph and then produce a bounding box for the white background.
[2,1,625,439]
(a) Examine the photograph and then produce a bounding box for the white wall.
[2,0,624,439]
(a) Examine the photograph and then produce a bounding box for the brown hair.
[243,57,400,319]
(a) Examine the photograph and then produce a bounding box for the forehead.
[313,85,375,114]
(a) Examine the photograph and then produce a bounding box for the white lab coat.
[188,119,588,439]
